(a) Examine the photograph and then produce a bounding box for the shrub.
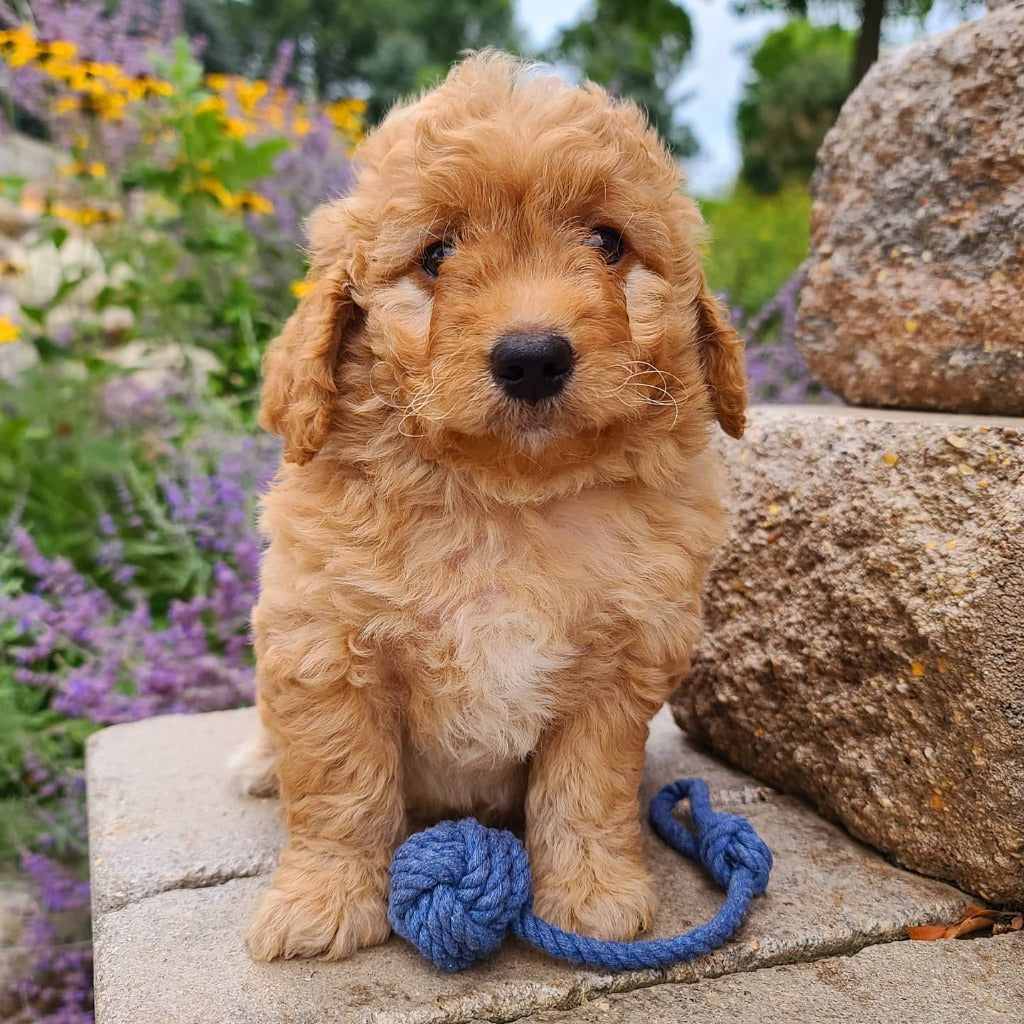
[700,181,812,316]
[736,20,855,194]
[0,17,361,413]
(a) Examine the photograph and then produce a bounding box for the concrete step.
[524,931,1024,1024]
[87,706,978,1023]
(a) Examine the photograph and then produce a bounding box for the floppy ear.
[695,279,747,439]
[259,264,353,465]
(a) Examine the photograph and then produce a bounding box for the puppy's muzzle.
[490,332,575,404]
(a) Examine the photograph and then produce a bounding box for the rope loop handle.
[388,777,772,972]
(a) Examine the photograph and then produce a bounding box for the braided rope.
[388,778,772,972]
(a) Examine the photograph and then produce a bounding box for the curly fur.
[237,51,747,962]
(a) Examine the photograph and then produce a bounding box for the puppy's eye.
[585,226,624,265]
[420,240,455,277]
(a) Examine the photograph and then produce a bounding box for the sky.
[514,0,983,195]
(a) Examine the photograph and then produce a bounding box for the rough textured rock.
[524,932,1024,1024]
[88,706,971,1024]
[796,4,1024,415]
[673,405,1024,904]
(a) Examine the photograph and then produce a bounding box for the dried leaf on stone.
[907,904,1022,940]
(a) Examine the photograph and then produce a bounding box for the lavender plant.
[0,381,278,1021]
[730,264,836,405]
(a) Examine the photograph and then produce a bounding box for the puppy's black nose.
[489,332,575,404]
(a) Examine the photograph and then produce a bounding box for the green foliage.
[699,182,812,314]
[121,43,296,405]
[0,369,132,567]
[737,20,854,193]
[734,1,982,87]
[6,40,309,416]
[549,0,697,155]
[204,0,522,119]
[0,651,95,860]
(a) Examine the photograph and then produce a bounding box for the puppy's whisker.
[396,375,454,436]
[611,362,684,427]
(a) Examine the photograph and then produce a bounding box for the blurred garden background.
[0,1,985,1020]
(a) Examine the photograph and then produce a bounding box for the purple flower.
[727,264,840,405]
[1,432,277,726]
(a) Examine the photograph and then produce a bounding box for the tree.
[188,0,522,120]
[736,1,979,89]
[736,20,855,192]
[548,0,698,156]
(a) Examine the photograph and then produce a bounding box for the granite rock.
[673,405,1024,903]
[796,4,1024,415]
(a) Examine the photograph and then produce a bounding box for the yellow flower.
[46,39,76,58]
[53,90,127,120]
[204,73,232,93]
[126,75,174,101]
[38,57,78,84]
[0,25,38,68]
[51,202,122,226]
[0,316,21,345]
[324,97,367,145]
[234,78,268,115]
[263,102,285,129]
[81,60,123,82]
[59,63,98,91]
[196,176,235,209]
[195,95,228,117]
[59,160,107,178]
[235,191,274,215]
[290,279,313,298]
[223,116,254,139]
[34,38,77,66]
[292,112,311,137]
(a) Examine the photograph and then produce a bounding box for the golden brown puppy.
[236,51,746,962]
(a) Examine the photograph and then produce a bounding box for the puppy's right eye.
[420,240,455,277]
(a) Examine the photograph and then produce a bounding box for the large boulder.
[673,405,1024,904]
[796,5,1024,416]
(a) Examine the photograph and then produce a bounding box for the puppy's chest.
[388,504,634,764]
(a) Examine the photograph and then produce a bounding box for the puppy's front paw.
[533,866,658,941]
[246,861,389,961]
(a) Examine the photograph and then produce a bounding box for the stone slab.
[89,707,972,1024]
[0,873,36,1018]
[85,706,762,916]
[524,932,1024,1023]
[86,708,285,914]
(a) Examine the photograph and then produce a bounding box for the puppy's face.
[261,54,746,482]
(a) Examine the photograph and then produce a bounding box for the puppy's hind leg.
[228,720,280,798]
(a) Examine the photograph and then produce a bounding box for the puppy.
[238,51,746,962]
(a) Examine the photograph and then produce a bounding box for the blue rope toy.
[388,777,772,972]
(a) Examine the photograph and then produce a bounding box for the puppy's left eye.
[585,226,624,265]
[420,240,455,277]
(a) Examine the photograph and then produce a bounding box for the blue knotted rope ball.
[698,814,773,895]
[388,778,773,973]
[388,817,532,971]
